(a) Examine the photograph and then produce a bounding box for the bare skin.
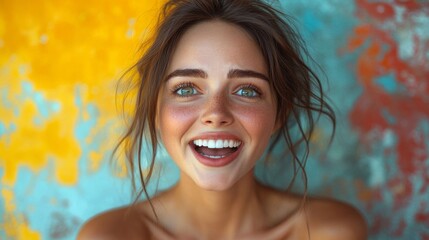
[78,20,367,239]
[77,175,367,240]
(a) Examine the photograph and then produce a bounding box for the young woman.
[78,0,367,239]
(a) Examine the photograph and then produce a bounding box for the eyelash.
[170,82,198,97]
[235,84,262,98]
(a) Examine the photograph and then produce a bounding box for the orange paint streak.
[356,41,383,86]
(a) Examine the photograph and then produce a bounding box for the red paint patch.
[387,177,413,211]
[346,1,429,237]
[422,233,429,240]
[420,174,429,194]
[415,212,429,225]
[346,1,429,175]
[356,0,395,21]
[394,0,429,12]
[396,131,428,175]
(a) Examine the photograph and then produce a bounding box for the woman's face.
[157,20,278,191]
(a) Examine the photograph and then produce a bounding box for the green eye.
[235,86,260,98]
[175,85,198,96]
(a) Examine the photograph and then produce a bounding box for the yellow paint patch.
[0,97,81,186]
[89,151,103,172]
[1,0,165,182]
[17,222,42,240]
[1,0,166,238]
[2,189,15,212]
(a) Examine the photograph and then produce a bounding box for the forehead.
[168,20,267,75]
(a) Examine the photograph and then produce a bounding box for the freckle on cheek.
[160,105,198,132]
[241,107,276,130]
[166,106,194,119]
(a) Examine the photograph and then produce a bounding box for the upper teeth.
[193,139,241,149]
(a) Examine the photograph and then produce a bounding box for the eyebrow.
[165,68,269,81]
[165,69,207,81]
[227,69,269,81]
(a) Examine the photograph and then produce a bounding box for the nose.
[200,93,234,127]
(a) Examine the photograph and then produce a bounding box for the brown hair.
[115,0,335,214]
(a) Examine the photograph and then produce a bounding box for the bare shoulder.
[255,185,367,240]
[305,197,368,240]
[77,206,150,240]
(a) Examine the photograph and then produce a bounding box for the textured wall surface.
[1,0,428,239]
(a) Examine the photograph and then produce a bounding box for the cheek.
[158,102,199,141]
[235,104,277,136]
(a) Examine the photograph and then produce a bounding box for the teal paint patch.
[0,167,4,184]
[21,81,33,94]
[74,103,99,142]
[9,123,16,132]
[20,80,35,118]
[74,86,95,142]
[423,121,429,161]
[368,156,386,187]
[375,74,398,93]
[52,102,61,113]
[382,109,397,125]
[302,10,323,33]
[20,81,62,126]
[0,122,17,144]
[382,129,397,148]
[12,163,82,239]
[0,87,13,110]
[413,12,429,39]
[0,122,5,136]
[34,93,49,118]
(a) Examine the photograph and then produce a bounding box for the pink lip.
[189,132,243,167]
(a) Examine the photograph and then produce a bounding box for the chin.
[191,174,238,192]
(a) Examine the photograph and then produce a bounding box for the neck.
[170,171,267,239]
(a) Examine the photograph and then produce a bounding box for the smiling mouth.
[191,139,242,159]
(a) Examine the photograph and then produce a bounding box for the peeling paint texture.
[1,0,428,239]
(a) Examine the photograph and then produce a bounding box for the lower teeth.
[202,154,225,159]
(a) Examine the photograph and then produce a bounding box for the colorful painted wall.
[1,0,428,239]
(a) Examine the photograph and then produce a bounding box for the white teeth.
[208,140,216,148]
[193,139,241,149]
[203,155,224,159]
[215,140,223,148]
